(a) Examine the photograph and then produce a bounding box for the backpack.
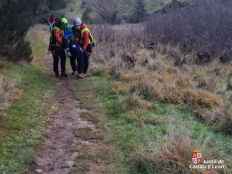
[52,27,64,47]
[81,27,96,47]
[64,26,73,40]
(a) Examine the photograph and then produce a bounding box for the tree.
[0,0,66,60]
[84,0,119,24]
[131,0,146,23]
[82,7,94,24]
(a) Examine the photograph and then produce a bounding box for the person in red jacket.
[72,17,95,78]
[49,18,67,78]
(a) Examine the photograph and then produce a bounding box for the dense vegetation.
[88,72,232,174]
[81,0,174,24]
[0,0,178,61]
[145,0,232,61]
[0,0,66,61]
[89,1,232,171]
[1,0,232,173]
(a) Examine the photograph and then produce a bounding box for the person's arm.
[48,31,55,51]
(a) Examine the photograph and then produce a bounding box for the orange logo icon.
[192,150,202,164]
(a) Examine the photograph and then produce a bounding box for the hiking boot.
[82,74,87,78]
[77,73,85,79]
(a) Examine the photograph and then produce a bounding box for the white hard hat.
[72,17,82,26]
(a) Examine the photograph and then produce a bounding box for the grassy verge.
[72,76,129,174]
[85,71,232,174]
[26,25,49,68]
[0,62,55,174]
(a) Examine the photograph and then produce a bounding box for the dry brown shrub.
[127,108,167,126]
[120,71,145,82]
[157,134,221,174]
[0,75,23,112]
[123,69,223,110]
[159,135,193,169]
[128,135,202,174]
[112,81,130,94]
[183,90,223,108]
[129,137,221,174]
[194,107,232,134]
[122,95,153,111]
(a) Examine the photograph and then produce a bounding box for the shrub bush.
[145,0,232,60]
[0,0,65,61]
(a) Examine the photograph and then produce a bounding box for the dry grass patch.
[121,95,153,111]
[0,75,23,112]
[117,69,228,133]
[157,134,221,174]
[183,89,223,108]
[129,134,221,174]
[123,69,223,109]
[194,108,232,134]
[127,110,167,127]
[112,81,130,94]
[159,135,193,168]
[120,72,146,82]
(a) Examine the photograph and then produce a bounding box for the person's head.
[60,16,69,30]
[48,14,55,24]
[54,17,62,29]
[72,17,82,29]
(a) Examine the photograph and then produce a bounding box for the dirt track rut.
[28,79,96,174]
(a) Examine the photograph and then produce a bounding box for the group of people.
[48,15,95,78]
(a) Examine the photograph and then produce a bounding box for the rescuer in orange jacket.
[71,17,95,78]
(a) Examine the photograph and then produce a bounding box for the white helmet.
[72,17,82,26]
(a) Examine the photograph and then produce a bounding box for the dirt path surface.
[28,79,90,174]
[27,51,113,174]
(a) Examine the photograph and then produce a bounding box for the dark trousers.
[70,56,78,73]
[70,43,84,74]
[70,43,91,74]
[83,52,90,74]
[53,47,66,76]
[75,51,89,74]
[82,44,92,74]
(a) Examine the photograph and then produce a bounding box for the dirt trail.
[28,51,112,174]
[28,79,89,174]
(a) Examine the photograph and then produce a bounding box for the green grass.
[0,62,55,174]
[26,27,48,63]
[145,0,172,12]
[88,73,232,174]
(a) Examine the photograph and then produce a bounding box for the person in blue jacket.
[69,17,85,77]
[60,16,82,76]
